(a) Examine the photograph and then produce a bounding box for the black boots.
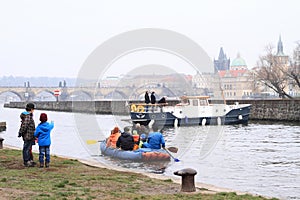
[39,162,49,168]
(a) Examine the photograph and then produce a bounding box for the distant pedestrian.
[158,96,166,104]
[150,92,156,104]
[18,103,36,167]
[144,91,150,104]
[34,113,54,168]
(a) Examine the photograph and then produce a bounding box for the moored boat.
[100,141,170,162]
[130,96,251,127]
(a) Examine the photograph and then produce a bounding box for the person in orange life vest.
[106,126,121,148]
[132,130,140,150]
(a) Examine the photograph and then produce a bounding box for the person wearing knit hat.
[18,102,36,167]
[34,113,54,168]
[40,113,47,123]
[106,126,121,148]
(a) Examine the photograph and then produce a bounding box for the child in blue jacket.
[34,113,54,168]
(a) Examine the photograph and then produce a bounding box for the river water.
[0,104,299,200]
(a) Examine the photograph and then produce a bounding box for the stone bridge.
[0,86,203,101]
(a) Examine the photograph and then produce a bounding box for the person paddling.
[106,126,121,148]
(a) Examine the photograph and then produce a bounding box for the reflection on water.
[1,105,299,200]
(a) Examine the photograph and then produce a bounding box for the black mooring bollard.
[174,168,197,192]
[0,137,4,149]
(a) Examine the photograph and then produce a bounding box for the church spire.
[218,47,225,60]
[277,35,284,56]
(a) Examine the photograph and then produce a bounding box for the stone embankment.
[4,99,300,122]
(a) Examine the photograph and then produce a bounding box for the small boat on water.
[130,96,251,127]
[100,141,170,162]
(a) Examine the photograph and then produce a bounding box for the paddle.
[167,146,178,153]
[164,148,180,162]
[86,140,101,145]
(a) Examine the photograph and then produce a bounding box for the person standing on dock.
[18,103,36,167]
[144,91,150,112]
[144,91,150,104]
[150,91,156,104]
[150,91,156,112]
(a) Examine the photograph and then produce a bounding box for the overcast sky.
[0,0,299,78]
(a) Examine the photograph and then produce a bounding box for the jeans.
[39,146,50,164]
[23,140,32,164]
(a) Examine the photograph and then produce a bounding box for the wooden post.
[0,121,6,132]
[174,168,197,192]
[0,137,4,149]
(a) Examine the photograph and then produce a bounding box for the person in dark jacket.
[150,91,156,104]
[18,103,36,167]
[34,113,54,168]
[158,96,166,104]
[144,91,150,112]
[144,91,150,104]
[116,127,134,151]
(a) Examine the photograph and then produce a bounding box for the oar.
[167,146,178,153]
[86,140,101,145]
[164,148,180,162]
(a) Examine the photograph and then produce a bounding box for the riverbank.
[4,99,300,122]
[0,146,277,200]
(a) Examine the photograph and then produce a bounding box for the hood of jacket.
[38,122,53,132]
[20,111,31,120]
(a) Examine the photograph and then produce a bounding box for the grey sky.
[0,0,299,77]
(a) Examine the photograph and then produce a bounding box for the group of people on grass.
[106,123,166,151]
[18,103,54,168]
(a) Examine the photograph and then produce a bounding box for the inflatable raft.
[100,141,170,162]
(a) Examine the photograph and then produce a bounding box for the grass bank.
[0,149,277,200]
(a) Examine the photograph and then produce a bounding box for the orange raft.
[100,141,170,162]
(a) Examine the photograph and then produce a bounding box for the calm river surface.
[0,104,299,200]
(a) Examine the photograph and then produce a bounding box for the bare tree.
[254,45,293,99]
[288,43,300,88]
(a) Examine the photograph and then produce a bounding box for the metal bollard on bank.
[174,168,197,192]
[0,137,4,149]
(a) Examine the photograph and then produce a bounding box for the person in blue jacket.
[143,124,166,149]
[34,113,54,168]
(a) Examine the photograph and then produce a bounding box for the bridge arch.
[0,90,23,102]
[67,90,93,101]
[104,90,128,99]
[33,90,57,101]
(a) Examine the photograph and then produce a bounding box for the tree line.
[255,43,300,99]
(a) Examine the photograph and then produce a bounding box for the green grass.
[0,149,278,200]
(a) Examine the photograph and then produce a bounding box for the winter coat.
[18,111,35,141]
[34,121,54,147]
[150,93,156,104]
[116,131,134,151]
[143,132,165,149]
[144,92,150,104]
[106,132,121,148]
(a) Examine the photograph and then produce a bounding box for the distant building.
[214,47,230,72]
[230,53,248,71]
[275,35,289,66]
[216,54,253,99]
